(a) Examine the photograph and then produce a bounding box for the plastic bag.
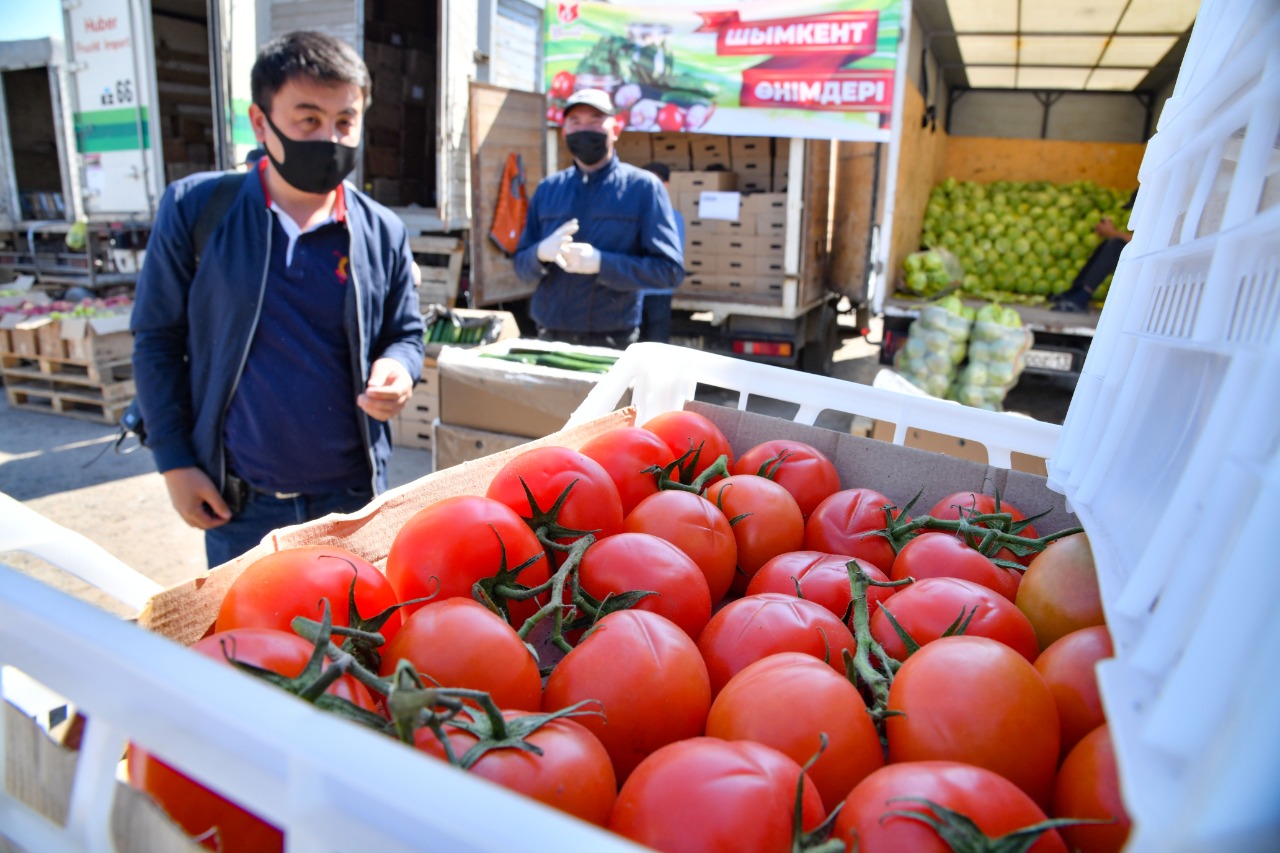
[894,295,973,398]
[950,304,1032,411]
[899,247,964,297]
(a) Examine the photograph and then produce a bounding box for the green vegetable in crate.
[922,179,1131,305]
[900,248,962,298]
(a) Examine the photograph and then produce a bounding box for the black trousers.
[1069,238,1126,296]
[537,327,640,349]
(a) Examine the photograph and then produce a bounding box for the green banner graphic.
[544,0,902,142]
[74,107,151,153]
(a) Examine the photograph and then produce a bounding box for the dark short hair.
[640,162,671,182]
[251,31,371,114]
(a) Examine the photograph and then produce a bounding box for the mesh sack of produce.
[950,304,1033,411]
[899,247,964,298]
[894,296,973,398]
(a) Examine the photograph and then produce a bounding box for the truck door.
[468,83,546,306]
[63,0,165,218]
[210,0,259,169]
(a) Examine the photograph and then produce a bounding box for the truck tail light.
[733,340,793,358]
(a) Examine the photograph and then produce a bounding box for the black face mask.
[262,111,358,195]
[566,130,610,166]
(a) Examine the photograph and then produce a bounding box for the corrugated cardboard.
[421,307,520,360]
[669,171,737,195]
[437,339,622,438]
[58,312,133,363]
[432,420,530,471]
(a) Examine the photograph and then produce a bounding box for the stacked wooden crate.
[0,311,134,424]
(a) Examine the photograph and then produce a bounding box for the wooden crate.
[411,235,465,310]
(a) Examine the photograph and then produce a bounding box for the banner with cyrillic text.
[543,0,903,141]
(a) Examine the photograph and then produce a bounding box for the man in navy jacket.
[131,31,424,567]
[513,89,684,347]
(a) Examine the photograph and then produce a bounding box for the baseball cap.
[563,88,616,117]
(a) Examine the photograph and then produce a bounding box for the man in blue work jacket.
[513,89,684,348]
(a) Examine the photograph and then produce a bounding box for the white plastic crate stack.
[1048,0,1280,850]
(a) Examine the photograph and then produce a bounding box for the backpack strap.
[192,171,248,265]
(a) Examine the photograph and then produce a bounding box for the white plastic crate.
[1046,0,1280,849]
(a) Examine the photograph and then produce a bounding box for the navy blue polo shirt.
[223,186,369,494]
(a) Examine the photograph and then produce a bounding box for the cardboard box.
[773,139,790,192]
[650,134,691,171]
[680,275,785,300]
[870,420,1047,476]
[437,339,623,438]
[751,238,786,257]
[684,252,716,275]
[432,421,530,471]
[392,417,434,451]
[689,136,731,170]
[742,192,787,215]
[754,254,786,276]
[615,133,653,165]
[730,136,772,165]
[6,315,49,357]
[59,313,133,363]
[756,214,788,238]
[737,163,772,193]
[669,171,737,195]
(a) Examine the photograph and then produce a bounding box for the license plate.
[1023,349,1074,372]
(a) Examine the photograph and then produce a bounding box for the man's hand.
[536,219,579,265]
[163,467,231,530]
[1095,216,1132,242]
[561,242,602,275]
[358,357,414,421]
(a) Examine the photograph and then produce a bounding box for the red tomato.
[928,491,1041,566]
[890,530,1023,601]
[1015,532,1105,649]
[543,610,711,781]
[378,598,542,711]
[655,102,687,132]
[215,545,402,645]
[703,475,805,592]
[870,576,1040,663]
[415,710,616,827]
[746,551,894,623]
[804,488,900,572]
[128,629,378,853]
[578,426,676,515]
[707,652,884,811]
[1052,725,1132,853]
[550,70,576,100]
[886,636,1060,806]
[486,445,625,554]
[697,592,857,696]
[546,105,558,123]
[577,532,712,639]
[625,490,737,603]
[732,439,841,518]
[1034,625,1112,759]
[833,761,1068,853]
[385,495,549,628]
[610,737,826,852]
[640,410,735,481]
[615,108,630,128]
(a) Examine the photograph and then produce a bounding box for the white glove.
[536,219,579,264]
[560,242,601,275]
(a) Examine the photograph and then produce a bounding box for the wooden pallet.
[5,383,132,425]
[0,353,133,384]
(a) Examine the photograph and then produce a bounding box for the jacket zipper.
[346,214,379,496]
[218,215,273,493]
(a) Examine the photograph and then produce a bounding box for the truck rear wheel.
[800,304,838,375]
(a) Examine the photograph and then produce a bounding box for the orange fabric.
[489,153,528,256]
